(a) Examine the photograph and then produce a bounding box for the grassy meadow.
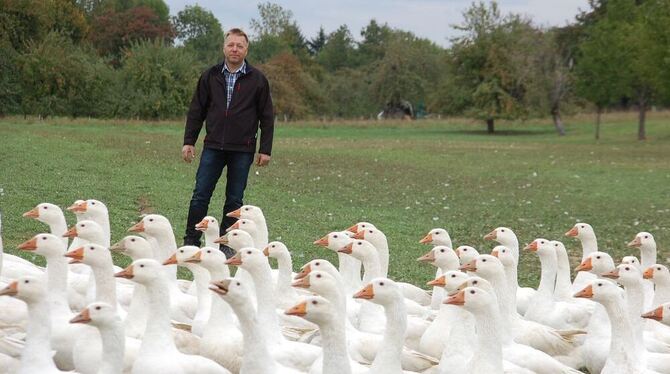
[1,112,669,287]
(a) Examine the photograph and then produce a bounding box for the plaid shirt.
[222,61,247,109]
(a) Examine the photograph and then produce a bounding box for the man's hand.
[256,153,271,167]
[182,145,196,163]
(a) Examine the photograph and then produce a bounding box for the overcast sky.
[164,0,591,47]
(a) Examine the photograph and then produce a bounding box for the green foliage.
[15,32,114,118]
[317,25,358,71]
[321,68,376,118]
[0,38,21,116]
[172,4,224,64]
[357,19,394,65]
[307,26,327,56]
[115,39,202,119]
[249,2,293,37]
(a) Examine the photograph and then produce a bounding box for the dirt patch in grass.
[136,195,156,216]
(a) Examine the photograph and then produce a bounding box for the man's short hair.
[225,28,249,45]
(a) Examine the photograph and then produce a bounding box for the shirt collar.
[223,60,247,75]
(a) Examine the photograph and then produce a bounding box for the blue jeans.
[184,147,254,248]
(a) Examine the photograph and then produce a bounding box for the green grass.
[1,112,669,287]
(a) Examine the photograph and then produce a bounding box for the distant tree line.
[1,0,669,138]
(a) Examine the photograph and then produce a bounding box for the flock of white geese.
[1,199,669,374]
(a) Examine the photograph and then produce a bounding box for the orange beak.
[64,247,85,264]
[0,281,18,297]
[67,201,88,213]
[225,253,243,266]
[22,207,40,219]
[601,269,620,279]
[225,221,240,233]
[575,257,593,272]
[17,237,38,251]
[114,265,134,279]
[417,250,436,263]
[226,208,242,218]
[628,237,642,248]
[214,235,228,244]
[460,259,477,272]
[427,275,446,287]
[195,219,209,232]
[565,226,579,237]
[313,235,329,247]
[63,226,78,238]
[209,280,231,295]
[353,231,365,240]
[70,308,91,324]
[524,241,538,252]
[353,284,374,300]
[262,246,270,256]
[445,290,466,305]
[292,277,310,288]
[642,306,664,321]
[162,253,178,266]
[643,267,654,279]
[419,233,433,244]
[483,230,497,241]
[338,243,353,254]
[128,221,145,233]
[574,284,594,298]
[294,264,311,280]
[185,251,202,263]
[285,301,308,317]
[346,224,359,234]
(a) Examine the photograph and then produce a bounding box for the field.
[1,112,669,287]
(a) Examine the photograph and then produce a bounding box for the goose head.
[337,239,377,262]
[628,231,656,256]
[226,218,258,236]
[70,302,120,327]
[18,233,66,257]
[418,245,459,270]
[602,263,643,288]
[314,231,352,252]
[491,245,516,268]
[22,203,64,225]
[565,223,595,240]
[454,276,495,296]
[642,303,670,325]
[65,243,112,267]
[353,278,402,306]
[574,279,624,304]
[419,228,452,246]
[352,227,385,243]
[455,245,479,265]
[294,259,339,281]
[484,227,517,248]
[460,254,505,281]
[114,259,163,284]
[550,240,569,256]
[226,205,264,221]
[427,270,469,294]
[185,247,226,271]
[68,199,108,220]
[195,216,219,234]
[285,296,334,324]
[110,235,153,260]
[643,264,670,284]
[346,222,377,234]
[262,241,289,259]
[67,200,88,218]
[575,251,614,274]
[214,228,253,250]
[0,276,46,303]
[292,270,338,296]
[163,245,200,266]
[209,277,251,307]
[621,256,641,271]
[63,220,104,242]
[445,286,496,313]
[127,214,172,237]
[225,247,267,271]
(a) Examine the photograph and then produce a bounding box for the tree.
[357,19,393,65]
[88,6,174,63]
[248,2,309,62]
[249,2,293,37]
[317,25,357,71]
[172,4,224,64]
[307,26,326,56]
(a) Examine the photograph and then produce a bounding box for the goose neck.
[554,250,573,300]
[46,216,69,247]
[92,260,117,307]
[537,252,558,297]
[371,298,405,373]
[319,314,352,374]
[470,302,504,372]
[640,246,657,269]
[23,299,59,370]
[601,295,645,371]
[231,298,278,374]
[142,277,179,354]
[98,321,125,374]
[247,262,283,343]
[580,237,598,260]
[360,253,382,283]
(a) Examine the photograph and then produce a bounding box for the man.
[182,28,273,256]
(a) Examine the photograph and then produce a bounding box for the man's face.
[223,34,248,66]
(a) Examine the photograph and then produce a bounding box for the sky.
[164,0,591,47]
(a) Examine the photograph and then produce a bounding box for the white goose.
[195,216,221,249]
[314,231,361,294]
[225,248,321,372]
[629,232,657,309]
[455,245,480,266]
[0,276,73,374]
[226,205,268,248]
[644,264,670,306]
[419,228,452,309]
[565,223,598,292]
[70,302,124,374]
[263,241,303,308]
[114,259,229,374]
[210,278,300,374]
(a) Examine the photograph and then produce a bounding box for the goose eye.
[244,208,249,211]
[207,250,211,253]
[596,256,601,259]
[246,251,251,254]
[625,267,630,271]
[81,224,86,227]
[91,202,95,205]
[357,241,362,245]
[24,280,29,283]
[440,249,445,253]
[451,274,456,278]
[333,235,338,238]
[435,231,440,235]
[149,218,154,222]
[130,238,135,242]
[581,225,585,228]
[241,221,246,225]
[379,282,385,286]
[43,206,47,209]
[233,233,237,236]
[658,267,662,271]
[473,280,478,284]
[95,306,101,310]
[42,236,47,240]
[315,262,320,266]
[90,246,95,250]
[644,235,649,239]
[180,250,184,253]
[501,229,505,232]
[316,274,321,278]
[271,245,276,248]
[597,283,602,286]
[470,290,475,294]
[312,300,318,305]
[236,282,240,286]
[463,248,468,251]
[482,259,487,262]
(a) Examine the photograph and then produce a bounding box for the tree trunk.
[551,107,566,136]
[595,107,601,140]
[486,118,494,134]
[638,99,647,141]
